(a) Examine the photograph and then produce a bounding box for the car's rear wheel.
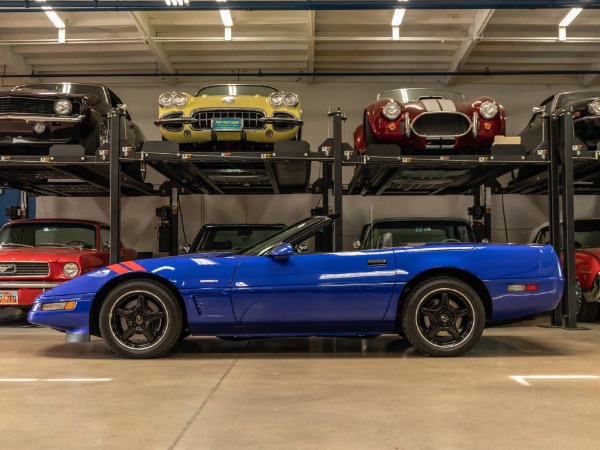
[99,280,182,358]
[402,277,485,357]
[363,112,380,147]
[575,279,598,322]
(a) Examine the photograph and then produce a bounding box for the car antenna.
[371,204,374,250]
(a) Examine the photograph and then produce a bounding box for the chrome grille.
[161,112,184,132]
[191,108,266,131]
[272,112,295,132]
[0,96,82,116]
[0,262,50,277]
[411,113,470,137]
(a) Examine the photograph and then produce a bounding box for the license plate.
[0,291,18,305]
[212,117,243,132]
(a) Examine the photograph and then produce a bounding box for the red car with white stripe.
[354,88,506,154]
[0,218,137,309]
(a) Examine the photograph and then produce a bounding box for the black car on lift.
[180,223,286,253]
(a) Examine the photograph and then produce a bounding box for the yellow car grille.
[190,108,266,131]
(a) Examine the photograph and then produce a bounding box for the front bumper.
[0,282,60,307]
[27,291,95,342]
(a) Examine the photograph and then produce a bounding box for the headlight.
[172,93,189,108]
[589,99,600,115]
[284,93,299,107]
[158,92,175,108]
[480,101,499,119]
[383,102,401,120]
[62,262,80,279]
[54,98,72,115]
[268,93,284,108]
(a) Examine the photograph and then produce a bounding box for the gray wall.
[33,78,600,254]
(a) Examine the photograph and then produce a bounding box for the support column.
[109,108,123,265]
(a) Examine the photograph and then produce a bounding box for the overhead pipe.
[2,69,600,79]
[0,1,598,12]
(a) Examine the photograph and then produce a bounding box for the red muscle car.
[529,218,600,321]
[0,218,137,309]
[354,88,506,154]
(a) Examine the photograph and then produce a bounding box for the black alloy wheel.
[99,280,182,358]
[402,277,485,357]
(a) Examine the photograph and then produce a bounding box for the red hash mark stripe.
[122,261,147,272]
[107,263,130,274]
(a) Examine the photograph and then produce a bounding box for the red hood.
[0,246,96,263]
[577,248,600,260]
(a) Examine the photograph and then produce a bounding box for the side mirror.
[297,244,309,253]
[269,243,294,259]
[352,240,361,249]
[481,238,490,244]
[102,240,111,251]
[180,243,191,254]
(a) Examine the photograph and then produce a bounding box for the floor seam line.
[168,343,248,450]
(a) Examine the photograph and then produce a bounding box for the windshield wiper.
[0,243,34,248]
[38,243,70,247]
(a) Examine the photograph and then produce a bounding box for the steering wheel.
[442,239,461,243]
[66,240,87,247]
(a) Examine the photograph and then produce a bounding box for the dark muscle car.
[519,90,600,153]
[0,82,145,156]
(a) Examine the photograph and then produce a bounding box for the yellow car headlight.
[284,93,299,107]
[268,92,285,108]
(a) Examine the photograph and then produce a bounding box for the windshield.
[195,85,278,97]
[0,222,97,249]
[555,91,600,109]
[362,220,475,249]
[237,217,329,256]
[14,83,106,100]
[377,88,465,103]
[193,225,284,252]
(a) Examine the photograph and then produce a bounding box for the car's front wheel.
[99,279,182,358]
[402,277,485,357]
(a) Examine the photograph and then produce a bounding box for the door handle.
[368,259,387,266]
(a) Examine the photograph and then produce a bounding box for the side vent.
[192,296,205,316]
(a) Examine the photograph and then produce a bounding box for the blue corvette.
[28,216,563,359]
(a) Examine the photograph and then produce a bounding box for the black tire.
[80,121,106,156]
[402,277,485,357]
[99,279,182,359]
[363,112,379,147]
[575,279,598,322]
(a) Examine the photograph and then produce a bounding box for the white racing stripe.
[420,99,441,111]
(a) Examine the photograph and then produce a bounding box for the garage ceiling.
[1,2,599,86]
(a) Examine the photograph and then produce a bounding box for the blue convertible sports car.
[28,216,563,359]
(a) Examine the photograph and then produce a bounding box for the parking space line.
[510,375,599,386]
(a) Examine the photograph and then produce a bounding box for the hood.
[0,246,90,263]
[577,248,600,260]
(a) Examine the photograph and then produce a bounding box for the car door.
[231,248,397,326]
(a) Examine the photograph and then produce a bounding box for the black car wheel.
[99,280,182,358]
[575,279,598,322]
[363,112,380,147]
[402,277,485,357]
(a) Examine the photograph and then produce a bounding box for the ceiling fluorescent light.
[58,27,66,43]
[392,26,400,41]
[558,26,567,41]
[44,10,65,29]
[225,26,232,41]
[220,10,233,27]
[559,8,582,27]
[391,9,406,26]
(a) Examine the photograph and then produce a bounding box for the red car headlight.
[480,101,498,119]
[383,102,401,120]
[63,262,80,279]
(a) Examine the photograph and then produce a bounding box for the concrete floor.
[1,310,600,450]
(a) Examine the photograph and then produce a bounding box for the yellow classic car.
[155,84,303,151]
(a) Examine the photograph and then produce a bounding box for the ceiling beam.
[129,11,176,83]
[446,9,495,85]
[582,61,600,87]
